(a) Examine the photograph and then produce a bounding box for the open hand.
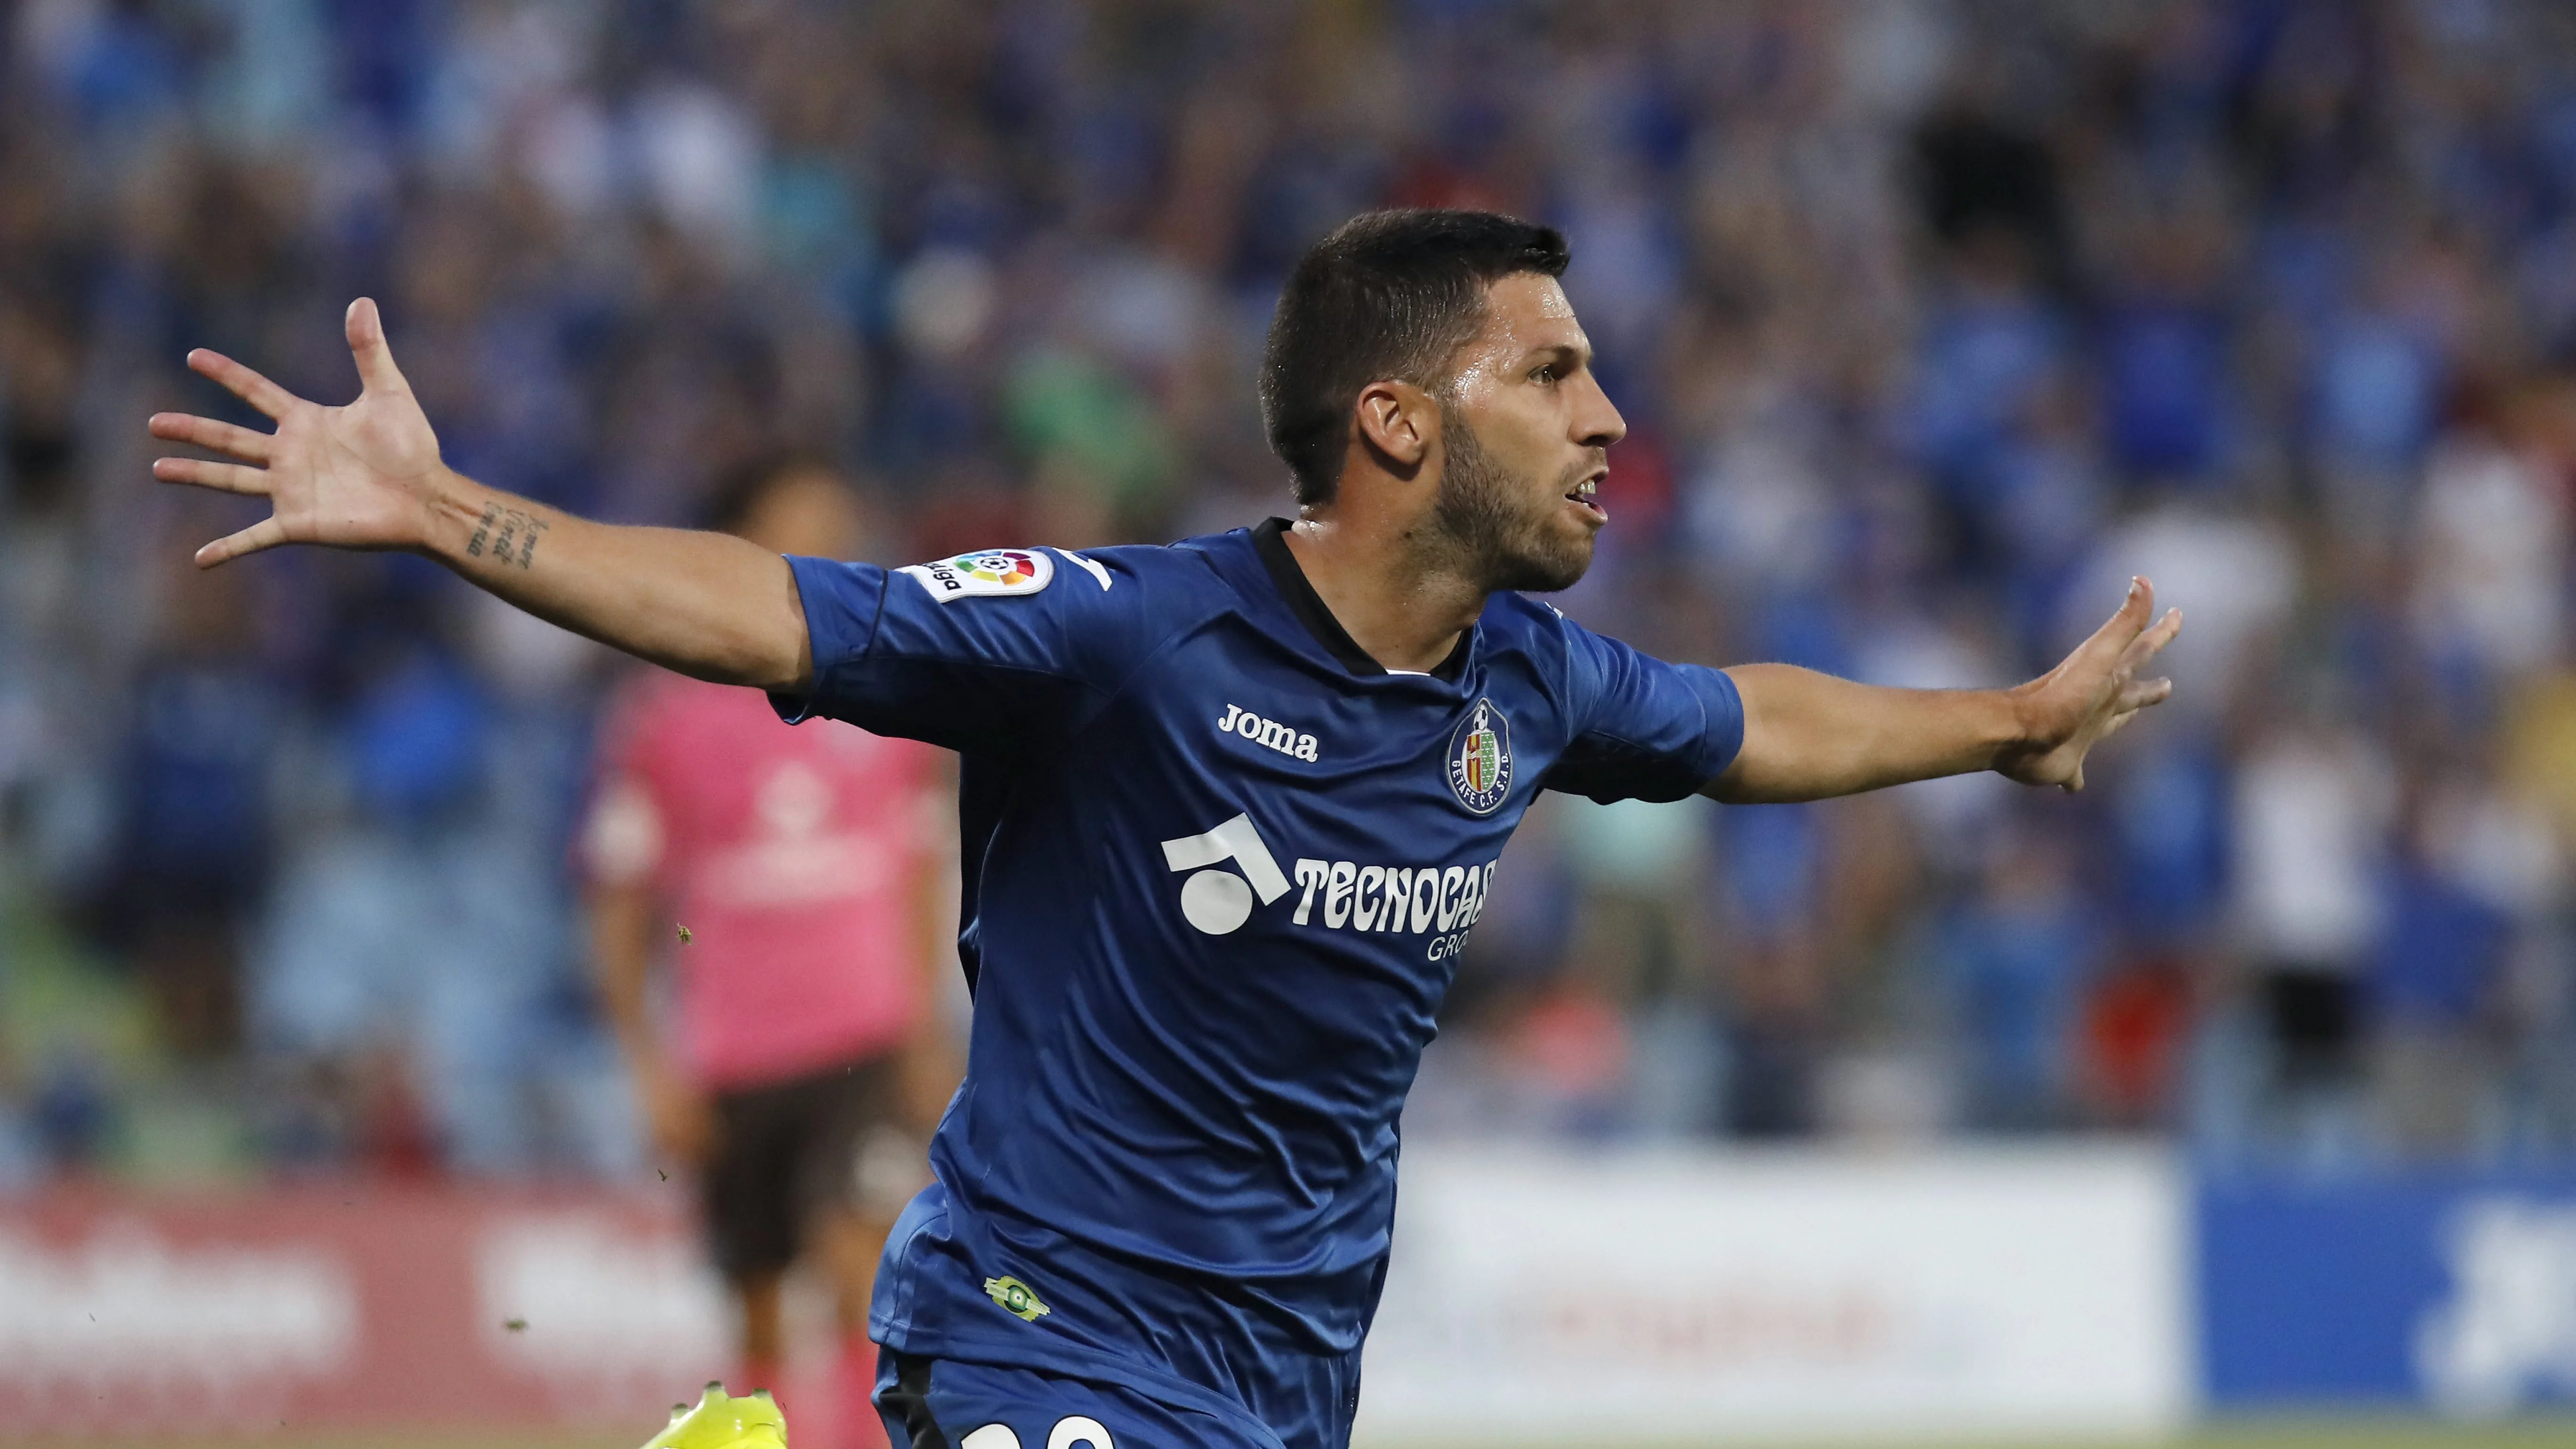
[148,298,445,567]
[1996,578,2184,792]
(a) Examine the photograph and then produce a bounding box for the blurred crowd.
[4,0,2576,1183]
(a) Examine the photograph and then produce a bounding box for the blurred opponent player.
[584,456,948,1449]
[149,209,2181,1449]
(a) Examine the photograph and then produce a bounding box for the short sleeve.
[770,546,1142,755]
[1540,619,1745,804]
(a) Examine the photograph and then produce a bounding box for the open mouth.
[1565,472,1607,521]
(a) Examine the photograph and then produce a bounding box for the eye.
[1531,363,1559,384]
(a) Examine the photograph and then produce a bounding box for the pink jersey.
[584,671,942,1090]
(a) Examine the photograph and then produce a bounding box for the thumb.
[345,298,410,395]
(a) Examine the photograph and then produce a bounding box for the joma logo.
[1216,704,1319,763]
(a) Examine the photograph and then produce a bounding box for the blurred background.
[6,0,2576,1444]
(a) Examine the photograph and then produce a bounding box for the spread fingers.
[2118,607,2183,671]
[185,348,299,420]
[194,517,287,568]
[148,411,276,464]
[153,456,272,495]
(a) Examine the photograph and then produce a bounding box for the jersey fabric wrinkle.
[772,519,1742,1449]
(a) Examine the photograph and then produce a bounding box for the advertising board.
[0,1149,2200,1442]
[2198,1171,2576,1416]
[1353,1146,2193,1445]
[0,1184,727,1439]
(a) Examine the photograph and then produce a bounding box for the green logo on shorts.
[983,1275,1051,1323]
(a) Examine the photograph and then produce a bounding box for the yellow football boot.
[640,1381,788,1449]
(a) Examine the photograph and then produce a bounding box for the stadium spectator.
[1938,818,2104,1133]
[2230,704,2399,1166]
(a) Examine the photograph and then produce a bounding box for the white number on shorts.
[959,1418,1113,1449]
[1046,1417,1114,1449]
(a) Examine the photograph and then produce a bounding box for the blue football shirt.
[776,519,1743,1448]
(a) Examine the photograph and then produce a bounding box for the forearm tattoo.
[465,502,548,569]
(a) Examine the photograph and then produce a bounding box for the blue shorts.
[875,1352,1279,1449]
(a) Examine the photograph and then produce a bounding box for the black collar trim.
[1250,517,1470,683]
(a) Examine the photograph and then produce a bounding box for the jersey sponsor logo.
[982,1274,1052,1322]
[1216,703,1319,763]
[1445,698,1513,814]
[898,547,1053,602]
[1291,856,1497,945]
[1159,814,1292,934]
[1159,814,1497,956]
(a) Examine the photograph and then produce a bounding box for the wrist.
[1991,681,2045,769]
[420,471,557,574]
[413,465,481,560]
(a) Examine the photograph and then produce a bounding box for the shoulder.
[1055,532,1257,637]
[1477,591,1583,673]
[1479,596,1734,731]
[1479,590,1574,637]
[1099,530,1255,596]
[1046,538,1238,653]
[879,539,1224,615]
[861,537,1240,698]
[1063,538,1231,597]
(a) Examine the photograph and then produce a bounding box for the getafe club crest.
[1445,698,1513,815]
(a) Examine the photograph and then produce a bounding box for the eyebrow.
[1527,340,1593,370]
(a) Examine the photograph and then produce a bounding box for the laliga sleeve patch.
[898,547,1054,602]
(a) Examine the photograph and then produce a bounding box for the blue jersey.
[777,520,1743,1448]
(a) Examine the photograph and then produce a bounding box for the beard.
[1426,405,1598,594]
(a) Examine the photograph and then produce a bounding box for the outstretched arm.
[1708,579,2183,804]
[147,300,812,692]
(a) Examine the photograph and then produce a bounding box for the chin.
[1488,531,1595,594]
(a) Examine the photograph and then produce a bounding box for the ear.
[1353,380,1434,473]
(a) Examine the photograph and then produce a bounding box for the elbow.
[700,598,813,693]
[746,653,811,697]
[756,559,817,695]
[751,631,815,696]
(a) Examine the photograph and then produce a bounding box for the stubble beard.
[1426,405,1597,595]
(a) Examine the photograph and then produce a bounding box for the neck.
[1280,505,1488,674]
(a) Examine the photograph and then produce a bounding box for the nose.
[1576,372,1626,451]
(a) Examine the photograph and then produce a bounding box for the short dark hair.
[1260,209,1570,507]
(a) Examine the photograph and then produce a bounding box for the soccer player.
[584,455,948,1449]
[148,210,2181,1449]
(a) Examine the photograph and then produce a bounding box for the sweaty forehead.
[1464,274,1586,363]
